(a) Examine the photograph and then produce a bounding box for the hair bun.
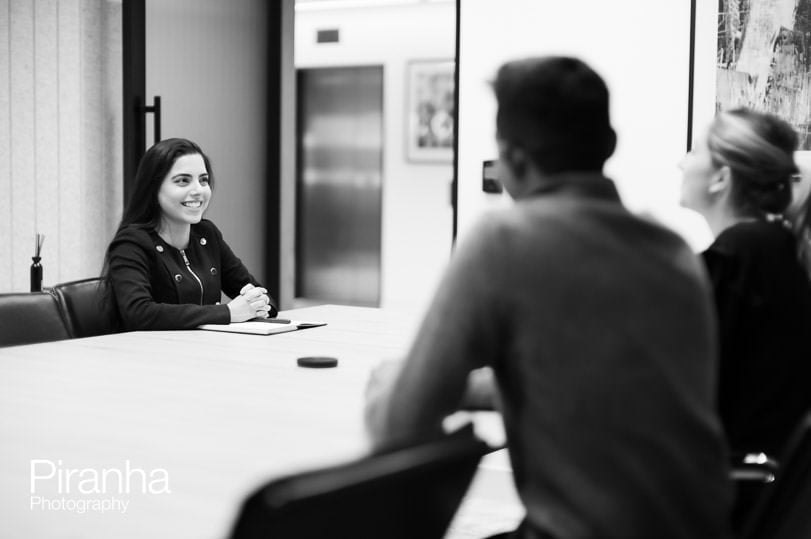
[708,109,797,216]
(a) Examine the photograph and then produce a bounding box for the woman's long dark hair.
[118,138,214,231]
[100,138,214,317]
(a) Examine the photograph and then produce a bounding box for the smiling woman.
[102,138,278,331]
[157,153,212,240]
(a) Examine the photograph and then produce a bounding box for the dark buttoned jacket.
[108,219,277,330]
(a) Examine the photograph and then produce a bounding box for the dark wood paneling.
[122,0,145,204]
[265,1,284,300]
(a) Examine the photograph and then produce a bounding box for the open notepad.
[197,318,327,335]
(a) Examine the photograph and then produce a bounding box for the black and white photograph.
[406,59,455,162]
[2,2,811,539]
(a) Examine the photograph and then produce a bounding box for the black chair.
[229,425,493,539]
[52,278,119,338]
[739,411,811,539]
[0,292,71,347]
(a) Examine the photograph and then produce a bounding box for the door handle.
[142,96,161,144]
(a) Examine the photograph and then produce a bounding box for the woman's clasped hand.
[228,283,272,322]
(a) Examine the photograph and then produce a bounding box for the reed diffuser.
[31,233,45,292]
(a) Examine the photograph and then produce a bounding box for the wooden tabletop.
[0,304,521,538]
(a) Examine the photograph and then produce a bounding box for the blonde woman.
[680,108,811,458]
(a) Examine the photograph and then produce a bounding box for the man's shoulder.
[467,198,694,254]
[503,195,670,242]
[461,207,539,248]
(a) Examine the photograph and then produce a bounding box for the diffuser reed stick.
[31,233,45,292]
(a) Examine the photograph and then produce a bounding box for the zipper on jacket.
[179,249,204,306]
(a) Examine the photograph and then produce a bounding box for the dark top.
[108,219,277,331]
[703,220,811,455]
[367,173,731,539]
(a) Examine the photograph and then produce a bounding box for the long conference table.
[0,304,522,538]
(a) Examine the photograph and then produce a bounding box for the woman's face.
[678,129,719,214]
[788,152,811,221]
[157,153,211,227]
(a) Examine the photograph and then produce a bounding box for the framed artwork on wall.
[690,1,811,153]
[405,59,455,163]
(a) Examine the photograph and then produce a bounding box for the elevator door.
[296,67,383,306]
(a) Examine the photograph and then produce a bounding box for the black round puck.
[297,356,338,368]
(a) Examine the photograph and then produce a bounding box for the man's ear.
[499,142,528,180]
[511,147,528,179]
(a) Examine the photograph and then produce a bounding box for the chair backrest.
[740,411,811,539]
[52,278,119,338]
[0,292,71,347]
[229,426,493,539]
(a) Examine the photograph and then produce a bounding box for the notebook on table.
[197,318,327,335]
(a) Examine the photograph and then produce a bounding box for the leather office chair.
[52,277,119,338]
[738,411,811,539]
[229,425,493,539]
[0,292,70,347]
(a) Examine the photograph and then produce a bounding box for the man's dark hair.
[493,56,616,173]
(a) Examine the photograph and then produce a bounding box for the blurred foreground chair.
[52,278,119,338]
[0,292,70,347]
[739,411,811,539]
[229,425,493,539]
[729,451,779,533]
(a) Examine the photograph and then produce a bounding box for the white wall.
[457,1,714,251]
[0,0,123,292]
[295,2,455,312]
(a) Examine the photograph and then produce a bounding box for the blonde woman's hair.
[707,108,798,216]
